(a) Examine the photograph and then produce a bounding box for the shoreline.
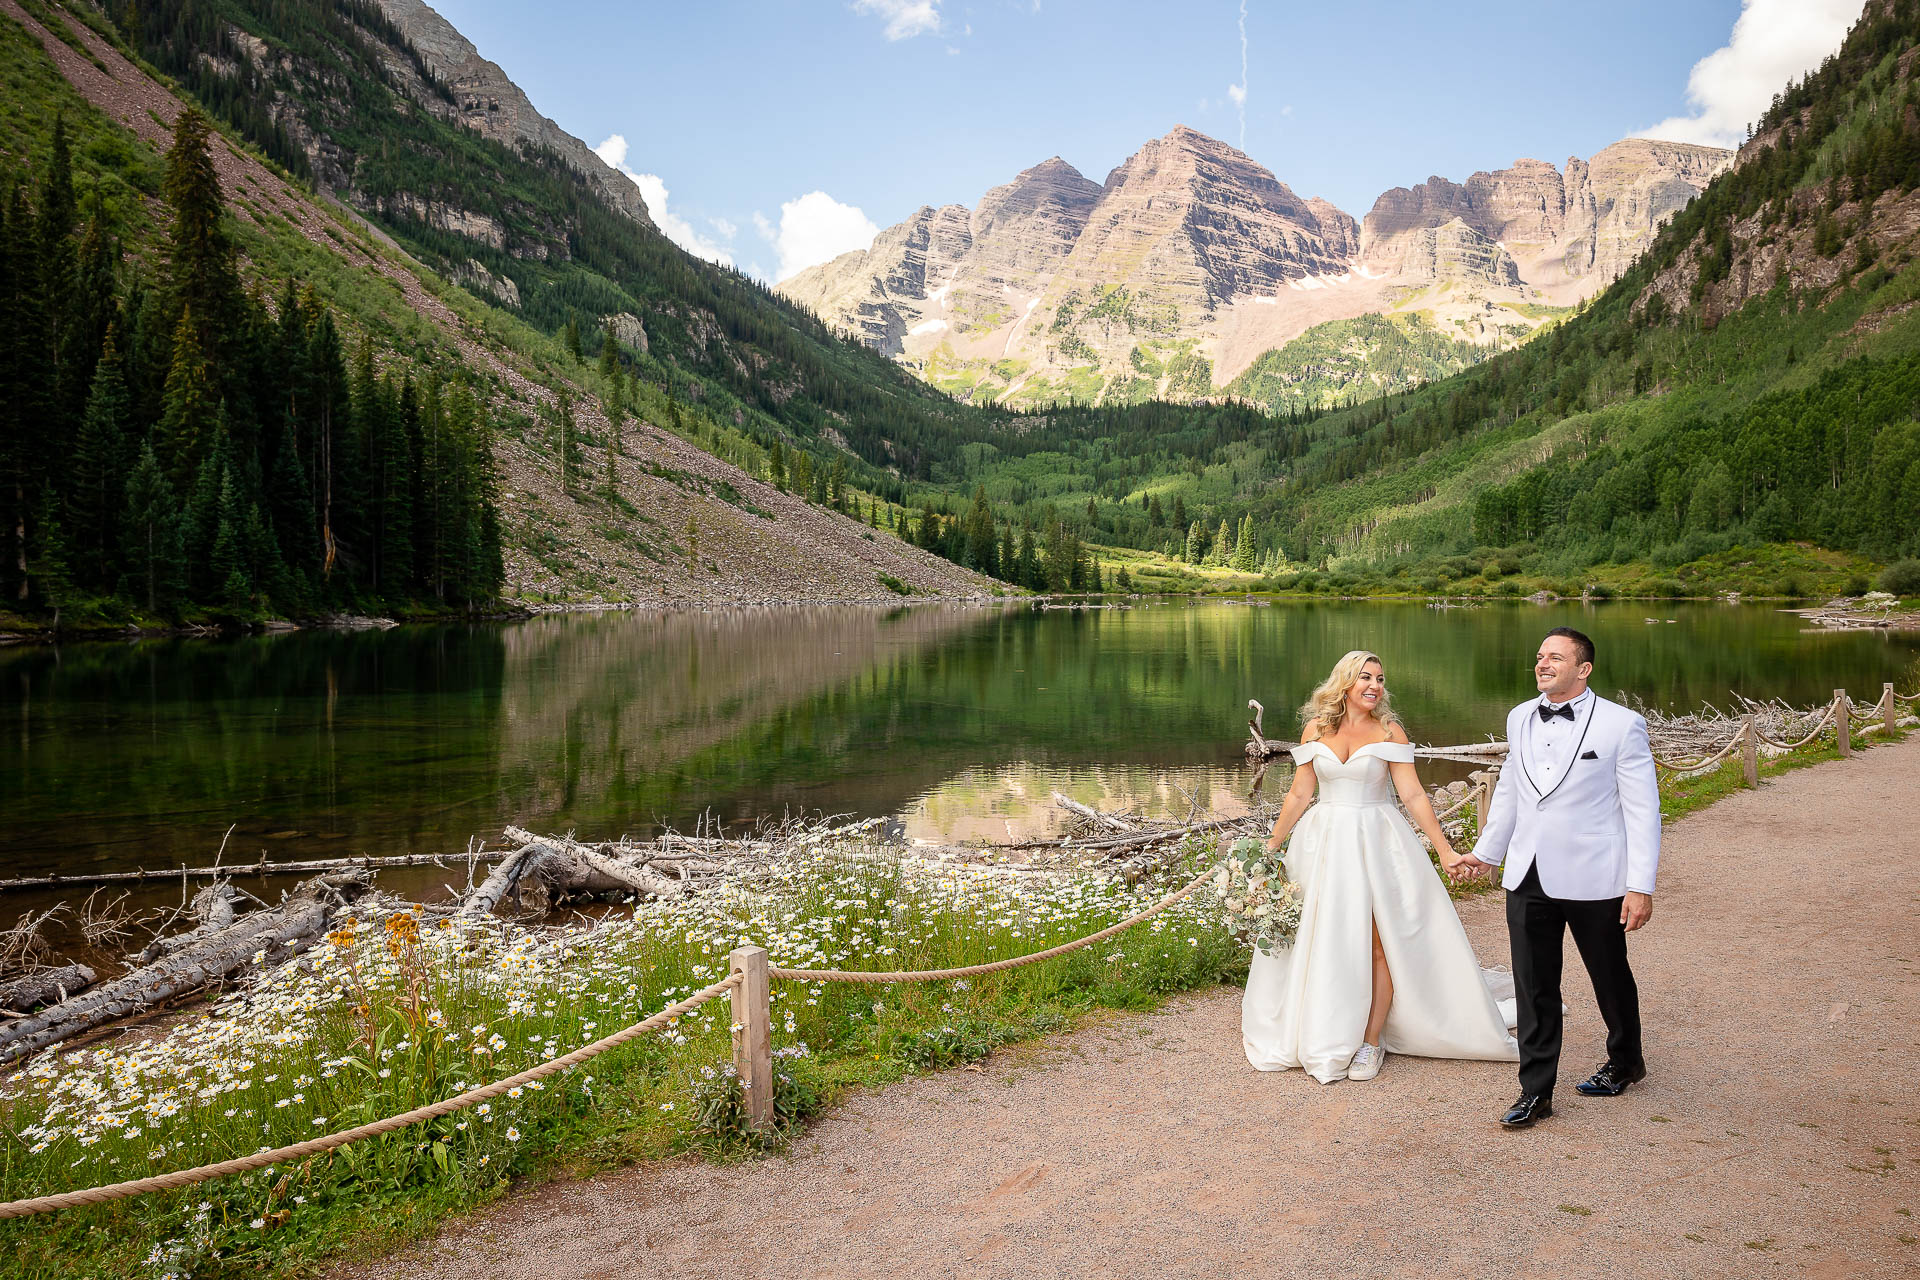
[4,588,1916,646]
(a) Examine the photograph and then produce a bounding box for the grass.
[0,837,1240,1277]
[1086,537,1891,603]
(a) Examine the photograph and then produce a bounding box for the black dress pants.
[1506,861,1642,1099]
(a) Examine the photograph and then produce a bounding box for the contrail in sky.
[1229,1,1249,149]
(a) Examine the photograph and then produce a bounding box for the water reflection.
[1,601,1913,902]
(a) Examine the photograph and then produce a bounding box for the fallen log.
[133,881,241,966]
[0,964,97,1013]
[1050,792,1135,833]
[462,832,686,917]
[0,849,510,893]
[500,827,685,898]
[0,871,371,1067]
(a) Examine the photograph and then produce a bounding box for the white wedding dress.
[1242,740,1520,1083]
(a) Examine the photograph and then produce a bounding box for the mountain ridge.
[779,127,1730,410]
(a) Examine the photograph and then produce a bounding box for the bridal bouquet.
[1211,837,1303,955]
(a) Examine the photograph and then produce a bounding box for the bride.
[1243,650,1518,1083]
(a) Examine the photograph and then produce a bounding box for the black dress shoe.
[1574,1061,1647,1097]
[1499,1093,1553,1128]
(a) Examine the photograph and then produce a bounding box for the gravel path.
[346,738,1920,1279]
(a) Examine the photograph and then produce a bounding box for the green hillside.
[1200,0,1920,594]
[1224,312,1494,415]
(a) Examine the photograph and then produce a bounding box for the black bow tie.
[1538,702,1576,722]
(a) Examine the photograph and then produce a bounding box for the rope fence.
[767,867,1215,986]
[0,976,741,1220]
[1,682,1912,1216]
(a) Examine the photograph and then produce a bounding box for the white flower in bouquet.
[1211,837,1304,955]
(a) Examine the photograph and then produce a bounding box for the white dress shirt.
[1526,687,1594,791]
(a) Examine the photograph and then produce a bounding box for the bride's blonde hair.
[1299,649,1401,734]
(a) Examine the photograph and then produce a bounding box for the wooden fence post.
[1741,718,1759,789]
[728,945,773,1131]
[1886,683,1898,739]
[1835,690,1851,758]
[1475,766,1497,832]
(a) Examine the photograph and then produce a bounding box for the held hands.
[1440,848,1489,883]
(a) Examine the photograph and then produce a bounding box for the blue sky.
[428,0,1865,281]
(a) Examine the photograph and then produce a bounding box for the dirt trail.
[346,738,1920,1280]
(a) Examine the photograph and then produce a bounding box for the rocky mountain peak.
[778,126,1730,407]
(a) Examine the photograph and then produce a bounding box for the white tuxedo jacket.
[1473,693,1661,901]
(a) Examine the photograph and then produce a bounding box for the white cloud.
[853,0,941,41]
[1280,103,1293,118]
[1640,0,1864,148]
[760,191,880,282]
[594,134,735,267]
[710,216,738,239]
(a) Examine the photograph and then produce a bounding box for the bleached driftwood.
[133,881,241,966]
[1051,791,1135,833]
[0,871,371,1066]
[0,849,515,893]
[0,964,97,1013]
[462,829,694,917]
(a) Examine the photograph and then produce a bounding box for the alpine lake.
[3,599,1915,918]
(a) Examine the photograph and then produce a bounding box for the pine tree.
[161,108,243,364]
[1042,510,1072,592]
[597,327,618,382]
[377,376,417,594]
[38,118,78,421]
[1230,514,1256,572]
[122,441,182,611]
[307,311,350,582]
[2,186,53,602]
[68,326,132,587]
[156,307,215,490]
[1185,520,1204,563]
[768,440,786,491]
[26,497,75,619]
[792,450,814,501]
[65,201,121,426]
[562,314,582,362]
[966,483,996,575]
[1211,519,1233,565]
[210,465,251,608]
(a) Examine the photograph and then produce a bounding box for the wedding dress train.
[1242,741,1520,1083]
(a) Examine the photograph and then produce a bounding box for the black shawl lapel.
[1536,696,1599,805]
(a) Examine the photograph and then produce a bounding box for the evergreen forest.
[0,107,503,621]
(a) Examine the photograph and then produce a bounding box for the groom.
[1459,627,1660,1129]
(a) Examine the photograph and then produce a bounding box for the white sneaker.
[1348,1042,1385,1081]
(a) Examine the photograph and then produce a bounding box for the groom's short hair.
[1545,626,1595,668]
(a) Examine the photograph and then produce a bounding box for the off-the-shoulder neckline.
[1298,738,1407,766]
